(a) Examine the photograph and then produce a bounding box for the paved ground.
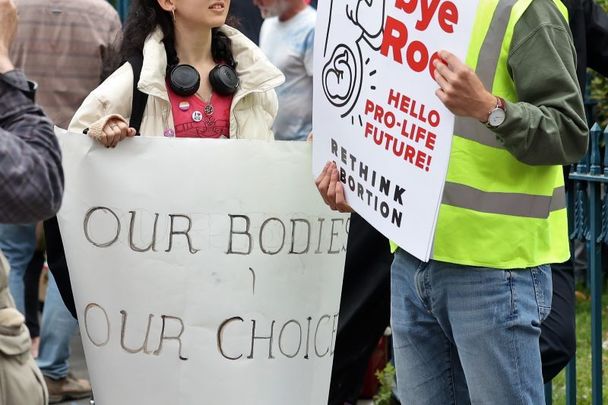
[57,333,375,405]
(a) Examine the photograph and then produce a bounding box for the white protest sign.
[313,0,479,261]
[56,130,348,405]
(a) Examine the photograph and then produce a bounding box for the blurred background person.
[0,0,64,402]
[230,0,263,44]
[254,0,315,141]
[1,0,121,402]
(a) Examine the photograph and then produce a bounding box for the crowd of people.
[1,0,608,404]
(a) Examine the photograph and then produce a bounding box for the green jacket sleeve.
[491,0,588,166]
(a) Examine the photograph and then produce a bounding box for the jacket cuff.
[86,114,128,140]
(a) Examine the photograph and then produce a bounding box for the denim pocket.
[530,264,553,321]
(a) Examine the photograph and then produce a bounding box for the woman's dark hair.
[115,0,237,70]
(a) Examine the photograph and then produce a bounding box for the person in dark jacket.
[565,0,608,90]
[540,0,608,383]
[230,0,264,44]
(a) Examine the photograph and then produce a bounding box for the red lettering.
[415,126,427,143]
[404,145,416,164]
[415,150,427,169]
[364,99,375,115]
[384,133,395,151]
[415,0,441,31]
[381,17,408,64]
[394,0,417,13]
[429,52,442,80]
[365,122,374,138]
[373,104,385,123]
[426,131,436,150]
[373,128,384,146]
[388,89,400,109]
[410,99,418,119]
[385,111,396,129]
[428,110,441,127]
[406,41,429,73]
[438,1,458,33]
[400,94,411,113]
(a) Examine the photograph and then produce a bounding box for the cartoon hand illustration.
[347,0,385,41]
[322,45,358,108]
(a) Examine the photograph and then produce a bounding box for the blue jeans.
[0,223,36,313]
[37,271,78,379]
[391,249,552,405]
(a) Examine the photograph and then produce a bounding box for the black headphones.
[167,63,239,97]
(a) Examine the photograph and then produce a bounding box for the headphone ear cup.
[169,64,201,97]
[209,64,240,96]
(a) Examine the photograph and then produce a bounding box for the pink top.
[166,83,233,139]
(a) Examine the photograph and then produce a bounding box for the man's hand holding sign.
[315,50,498,211]
[313,0,480,261]
[433,51,498,123]
[315,161,353,213]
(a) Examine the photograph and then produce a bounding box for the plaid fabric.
[11,0,122,128]
[0,70,64,223]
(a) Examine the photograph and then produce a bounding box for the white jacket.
[69,25,285,140]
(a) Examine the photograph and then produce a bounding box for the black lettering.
[128,211,159,252]
[217,317,244,360]
[248,320,276,359]
[153,315,188,360]
[165,214,199,254]
[328,218,344,254]
[120,311,154,354]
[290,219,311,254]
[83,207,120,248]
[84,303,110,347]
[259,218,286,255]
[278,320,302,358]
[227,215,252,255]
[314,315,331,357]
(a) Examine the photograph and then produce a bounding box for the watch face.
[489,108,506,127]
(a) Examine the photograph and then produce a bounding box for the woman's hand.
[90,117,136,148]
[315,161,353,213]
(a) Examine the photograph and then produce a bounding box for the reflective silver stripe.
[549,185,566,212]
[442,183,566,218]
[454,117,504,148]
[454,0,517,148]
[476,0,517,90]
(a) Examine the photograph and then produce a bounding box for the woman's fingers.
[97,119,132,148]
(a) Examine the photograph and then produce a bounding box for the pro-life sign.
[56,130,348,405]
[313,0,479,260]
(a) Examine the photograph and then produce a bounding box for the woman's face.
[170,0,231,28]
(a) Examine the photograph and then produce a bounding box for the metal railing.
[545,121,606,405]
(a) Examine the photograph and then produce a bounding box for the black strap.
[43,217,77,318]
[126,54,148,134]
[44,56,151,318]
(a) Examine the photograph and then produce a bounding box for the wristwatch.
[484,96,506,128]
[0,70,38,101]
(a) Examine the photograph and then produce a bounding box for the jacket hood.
[138,25,284,101]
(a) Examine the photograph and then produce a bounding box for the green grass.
[550,290,608,404]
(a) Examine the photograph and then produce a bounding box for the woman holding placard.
[69,0,284,143]
[44,0,284,320]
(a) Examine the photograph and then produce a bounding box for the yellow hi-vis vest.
[430,0,570,269]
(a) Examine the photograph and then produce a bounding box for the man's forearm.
[0,72,63,222]
[492,23,588,166]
